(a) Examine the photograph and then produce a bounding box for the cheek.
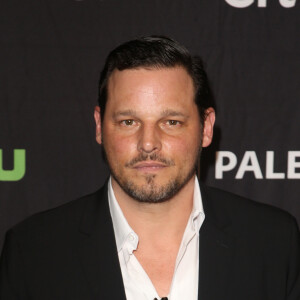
[163,134,200,162]
[104,133,137,161]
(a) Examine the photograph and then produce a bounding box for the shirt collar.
[108,175,205,252]
[108,177,135,252]
[191,175,205,232]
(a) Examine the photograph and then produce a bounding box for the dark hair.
[98,36,214,126]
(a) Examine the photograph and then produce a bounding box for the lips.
[133,162,167,170]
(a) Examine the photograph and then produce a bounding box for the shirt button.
[129,233,135,241]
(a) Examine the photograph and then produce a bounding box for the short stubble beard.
[103,144,202,204]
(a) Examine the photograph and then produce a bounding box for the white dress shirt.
[108,176,205,300]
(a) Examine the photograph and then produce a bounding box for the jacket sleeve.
[286,216,300,300]
[0,230,26,300]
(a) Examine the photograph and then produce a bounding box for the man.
[0,36,299,300]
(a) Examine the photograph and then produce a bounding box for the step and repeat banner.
[0,0,299,253]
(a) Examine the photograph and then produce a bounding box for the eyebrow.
[160,109,187,118]
[113,110,137,118]
[112,108,188,119]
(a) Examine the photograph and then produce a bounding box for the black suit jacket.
[0,182,299,299]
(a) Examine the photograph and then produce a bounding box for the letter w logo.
[0,149,26,181]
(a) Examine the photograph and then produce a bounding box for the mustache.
[125,153,175,168]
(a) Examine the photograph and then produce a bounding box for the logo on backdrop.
[0,149,26,181]
[225,0,297,8]
[215,151,300,179]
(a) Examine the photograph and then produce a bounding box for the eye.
[167,120,181,126]
[120,119,135,126]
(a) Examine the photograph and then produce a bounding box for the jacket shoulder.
[200,183,298,234]
[7,186,106,240]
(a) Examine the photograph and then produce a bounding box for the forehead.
[106,67,196,111]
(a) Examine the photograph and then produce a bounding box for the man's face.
[95,67,214,203]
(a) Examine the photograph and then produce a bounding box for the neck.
[111,176,195,243]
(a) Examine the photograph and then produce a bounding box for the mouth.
[132,162,167,172]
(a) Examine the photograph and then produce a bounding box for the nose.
[137,124,162,154]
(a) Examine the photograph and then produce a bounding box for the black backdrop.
[1,0,299,254]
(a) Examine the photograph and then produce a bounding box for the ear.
[94,106,102,144]
[202,107,215,148]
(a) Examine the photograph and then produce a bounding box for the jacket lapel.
[198,184,235,300]
[77,185,127,300]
